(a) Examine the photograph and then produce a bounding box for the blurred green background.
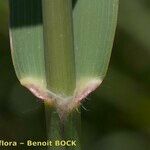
[0,0,150,150]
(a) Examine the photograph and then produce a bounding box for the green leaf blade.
[9,0,119,112]
[73,0,119,95]
[9,0,47,99]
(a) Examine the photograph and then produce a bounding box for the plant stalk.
[42,0,81,149]
[42,0,75,96]
[44,103,81,150]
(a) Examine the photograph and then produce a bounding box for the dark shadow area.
[9,0,42,28]
[72,0,78,9]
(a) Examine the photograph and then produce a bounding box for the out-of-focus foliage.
[0,0,150,150]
